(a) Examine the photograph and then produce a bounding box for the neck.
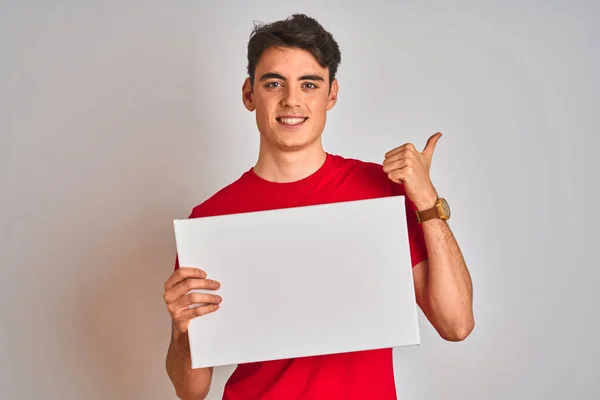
[253,140,327,183]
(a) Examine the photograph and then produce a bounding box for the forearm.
[421,218,474,341]
[166,324,213,399]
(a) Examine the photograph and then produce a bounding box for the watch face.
[441,199,451,218]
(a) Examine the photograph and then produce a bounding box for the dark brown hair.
[246,14,342,87]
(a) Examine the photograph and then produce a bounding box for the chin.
[259,122,323,152]
[274,140,313,152]
[279,133,322,151]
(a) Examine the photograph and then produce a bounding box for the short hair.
[246,14,342,86]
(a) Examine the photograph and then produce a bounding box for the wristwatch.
[415,197,451,223]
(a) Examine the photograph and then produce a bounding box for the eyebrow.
[258,72,325,82]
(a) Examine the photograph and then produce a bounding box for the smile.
[277,117,308,127]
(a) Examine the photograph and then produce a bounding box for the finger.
[164,278,221,304]
[169,291,222,314]
[388,169,404,184]
[387,166,413,184]
[382,158,409,174]
[180,304,221,322]
[188,303,220,317]
[421,132,442,160]
[174,304,220,332]
[383,148,413,165]
[384,143,417,159]
[164,267,206,292]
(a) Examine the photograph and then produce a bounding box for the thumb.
[421,132,442,160]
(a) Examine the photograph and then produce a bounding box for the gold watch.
[415,197,451,223]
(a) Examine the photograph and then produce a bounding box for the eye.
[265,81,282,88]
[303,82,317,89]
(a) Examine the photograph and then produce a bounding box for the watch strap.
[416,206,440,223]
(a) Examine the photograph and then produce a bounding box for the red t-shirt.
[175,153,428,400]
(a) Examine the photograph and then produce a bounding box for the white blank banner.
[173,196,421,369]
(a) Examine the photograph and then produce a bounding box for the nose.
[281,85,301,108]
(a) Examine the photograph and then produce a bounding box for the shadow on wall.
[30,23,248,393]
[63,222,175,398]
[58,106,228,398]
[64,211,236,399]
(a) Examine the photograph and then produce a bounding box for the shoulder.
[328,153,407,196]
[188,171,253,218]
[329,153,384,176]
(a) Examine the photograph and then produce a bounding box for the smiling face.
[242,46,339,153]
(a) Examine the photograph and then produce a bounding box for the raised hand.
[382,132,442,210]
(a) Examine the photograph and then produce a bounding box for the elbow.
[176,389,208,400]
[172,381,209,400]
[423,296,475,342]
[440,316,475,342]
[442,327,472,342]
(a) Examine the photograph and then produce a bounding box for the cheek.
[255,96,276,118]
[255,108,276,132]
[255,111,271,129]
[315,94,331,110]
[309,99,329,118]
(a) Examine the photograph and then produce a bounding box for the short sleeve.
[172,210,195,271]
[171,178,242,270]
[172,205,209,271]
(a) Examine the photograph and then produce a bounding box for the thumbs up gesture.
[383,132,442,211]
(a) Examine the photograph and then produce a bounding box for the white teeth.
[280,117,305,125]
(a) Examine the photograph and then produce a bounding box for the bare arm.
[383,132,474,341]
[413,214,474,341]
[163,267,222,399]
[166,323,213,399]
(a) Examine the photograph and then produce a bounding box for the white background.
[1,1,598,399]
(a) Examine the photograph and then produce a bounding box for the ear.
[242,77,255,111]
[326,78,339,111]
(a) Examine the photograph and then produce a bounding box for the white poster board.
[173,196,421,369]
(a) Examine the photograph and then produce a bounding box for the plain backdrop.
[1,1,598,399]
